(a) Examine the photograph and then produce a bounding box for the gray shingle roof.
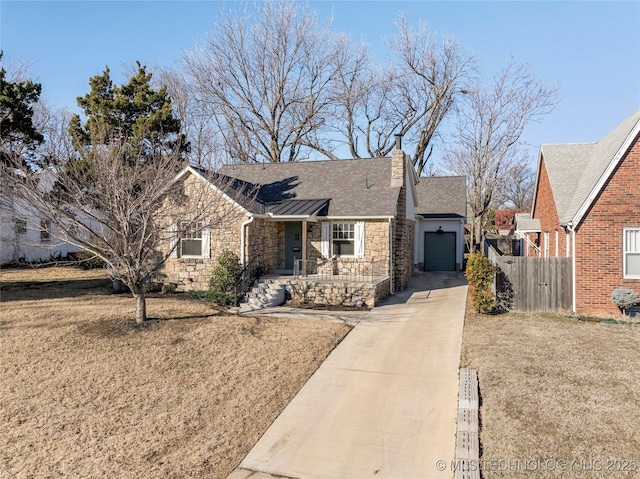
[514,213,542,232]
[540,108,640,225]
[218,157,401,217]
[415,176,467,219]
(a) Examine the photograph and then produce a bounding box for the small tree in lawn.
[2,63,246,325]
[209,249,241,305]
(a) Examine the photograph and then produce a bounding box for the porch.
[245,213,393,307]
[256,258,390,308]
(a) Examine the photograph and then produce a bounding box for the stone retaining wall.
[287,278,390,308]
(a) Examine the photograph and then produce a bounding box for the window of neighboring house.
[623,227,640,278]
[15,218,27,235]
[40,219,51,243]
[332,222,355,256]
[180,221,203,257]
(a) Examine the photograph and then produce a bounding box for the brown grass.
[0,267,350,478]
[461,303,640,478]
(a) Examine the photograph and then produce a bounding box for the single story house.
[516,108,640,316]
[159,142,466,306]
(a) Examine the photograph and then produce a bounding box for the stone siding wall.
[159,175,248,291]
[393,180,415,291]
[247,218,279,274]
[306,220,391,276]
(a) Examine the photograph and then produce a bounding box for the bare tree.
[493,154,536,211]
[443,60,558,251]
[332,16,475,174]
[2,64,252,324]
[156,66,224,169]
[184,1,347,163]
[2,133,248,324]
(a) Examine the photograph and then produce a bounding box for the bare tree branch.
[443,59,558,250]
[184,1,347,163]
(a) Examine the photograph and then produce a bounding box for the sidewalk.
[227,272,468,479]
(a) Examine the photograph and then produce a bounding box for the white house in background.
[0,170,81,265]
[414,176,467,272]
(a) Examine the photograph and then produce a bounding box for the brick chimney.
[391,133,405,187]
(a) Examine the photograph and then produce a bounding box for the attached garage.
[425,230,457,271]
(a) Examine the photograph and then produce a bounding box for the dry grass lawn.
[462,304,640,478]
[0,266,350,478]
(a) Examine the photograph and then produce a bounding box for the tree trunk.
[474,216,483,253]
[134,292,147,325]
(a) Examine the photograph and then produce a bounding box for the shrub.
[77,252,106,270]
[209,250,241,306]
[465,253,496,314]
[611,288,640,310]
[161,283,177,294]
[143,282,162,293]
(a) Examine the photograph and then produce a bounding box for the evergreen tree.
[0,52,44,166]
[68,62,188,167]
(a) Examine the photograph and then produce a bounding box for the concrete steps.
[239,278,286,311]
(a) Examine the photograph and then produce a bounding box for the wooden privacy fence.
[487,245,573,312]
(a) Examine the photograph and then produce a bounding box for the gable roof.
[414,176,466,219]
[218,157,402,218]
[535,108,640,226]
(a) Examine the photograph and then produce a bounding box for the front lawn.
[0,267,349,478]
[461,306,640,478]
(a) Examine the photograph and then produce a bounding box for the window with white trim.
[623,227,640,278]
[179,221,205,257]
[332,222,355,256]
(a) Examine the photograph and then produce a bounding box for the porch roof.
[265,198,329,219]
[515,213,542,232]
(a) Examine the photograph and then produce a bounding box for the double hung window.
[623,227,640,278]
[332,223,355,256]
[170,221,210,259]
[180,222,203,257]
[321,221,364,258]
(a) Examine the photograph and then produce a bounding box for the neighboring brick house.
[158,142,467,304]
[517,108,640,316]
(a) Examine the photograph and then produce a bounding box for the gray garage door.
[425,231,456,271]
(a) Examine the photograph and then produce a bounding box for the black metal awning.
[265,199,329,220]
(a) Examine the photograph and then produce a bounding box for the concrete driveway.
[228,272,468,479]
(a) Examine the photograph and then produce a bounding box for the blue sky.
[2,0,639,161]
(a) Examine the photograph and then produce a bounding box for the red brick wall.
[575,133,640,316]
[531,158,568,257]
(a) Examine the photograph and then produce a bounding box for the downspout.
[240,215,255,267]
[389,217,394,295]
[568,223,576,313]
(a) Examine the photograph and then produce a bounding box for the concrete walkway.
[228,272,468,479]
